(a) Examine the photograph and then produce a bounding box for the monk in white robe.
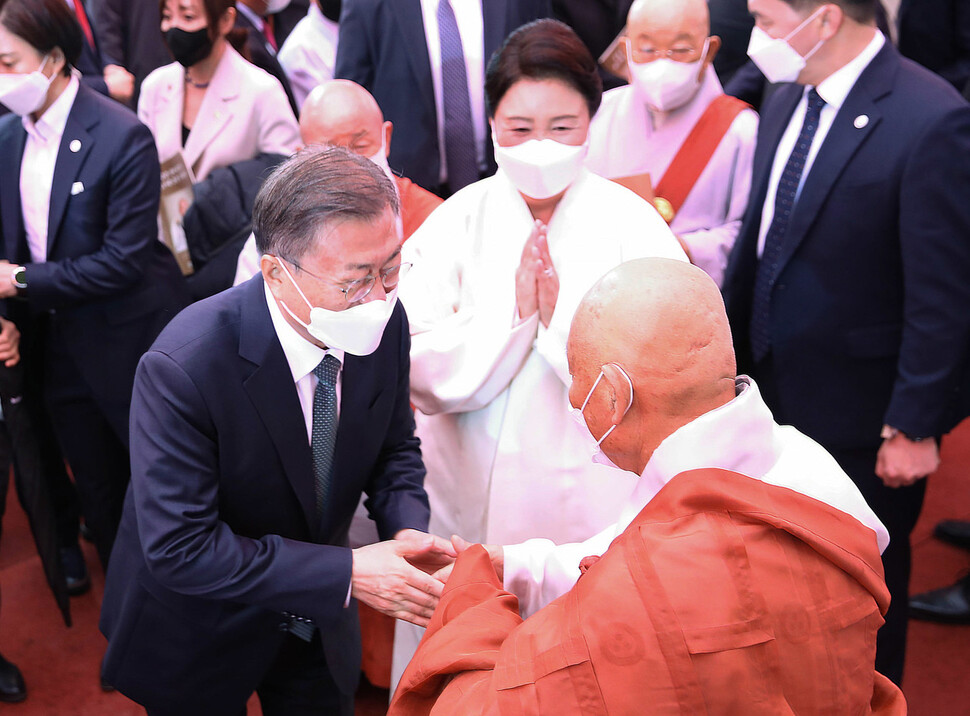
[392,20,686,688]
[586,0,757,286]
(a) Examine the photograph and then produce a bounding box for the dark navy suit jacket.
[722,43,970,450]
[334,0,551,191]
[100,277,429,711]
[0,82,187,442]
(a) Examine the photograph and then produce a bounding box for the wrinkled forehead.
[628,0,710,44]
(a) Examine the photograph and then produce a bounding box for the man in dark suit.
[0,0,188,577]
[88,0,171,107]
[897,0,970,94]
[722,0,970,685]
[335,0,551,195]
[234,0,302,116]
[100,146,452,715]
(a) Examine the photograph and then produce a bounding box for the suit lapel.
[239,280,317,532]
[0,123,26,263]
[776,45,896,276]
[183,49,240,176]
[48,85,96,257]
[391,0,437,118]
[153,66,185,166]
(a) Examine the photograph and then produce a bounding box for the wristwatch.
[880,424,926,442]
[10,266,26,291]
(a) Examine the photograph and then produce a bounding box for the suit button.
[776,283,786,291]
[279,622,290,632]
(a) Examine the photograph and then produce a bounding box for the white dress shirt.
[263,283,343,441]
[503,376,890,619]
[20,74,81,264]
[278,2,339,110]
[757,30,885,255]
[419,0,486,184]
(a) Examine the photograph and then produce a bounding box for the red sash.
[653,94,751,222]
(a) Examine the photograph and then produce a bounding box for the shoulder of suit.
[151,282,250,359]
[141,61,180,95]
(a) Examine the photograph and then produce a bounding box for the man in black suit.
[100,146,452,715]
[722,0,970,685]
[0,0,188,576]
[234,0,302,116]
[335,0,551,195]
[897,0,970,94]
[88,0,170,107]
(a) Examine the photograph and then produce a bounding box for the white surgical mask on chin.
[366,138,405,238]
[492,133,588,200]
[569,364,634,471]
[275,260,398,356]
[265,0,292,13]
[628,37,709,113]
[746,6,827,84]
[0,55,54,117]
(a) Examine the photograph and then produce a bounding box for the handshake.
[350,531,504,627]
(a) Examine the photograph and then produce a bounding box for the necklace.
[185,72,210,89]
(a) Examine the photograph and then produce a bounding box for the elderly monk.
[389,258,905,715]
[586,0,757,286]
[234,79,442,282]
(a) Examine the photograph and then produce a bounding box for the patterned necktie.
[311,354,340,523]
[437,0,480,191]
[749,88,826,362]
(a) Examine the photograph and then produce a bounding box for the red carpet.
[1,423,969,714]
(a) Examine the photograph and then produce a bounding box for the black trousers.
[753,358,925,686]
[42,320,130,569]
[145,632,353,716]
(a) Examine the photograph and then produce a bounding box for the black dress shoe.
[909,575,970,624]
[934,520,970,549]
[0,653,26,703]
[59,545,91,596]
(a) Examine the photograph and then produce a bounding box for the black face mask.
[164,26,214,68]
[318,0,341,22]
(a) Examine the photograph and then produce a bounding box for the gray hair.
[252,145,400,261]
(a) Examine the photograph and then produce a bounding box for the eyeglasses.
[282,258,411,304]
[627,38,706,64]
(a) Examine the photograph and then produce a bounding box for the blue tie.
[311,354,340,523]
[749,89,826,362]
[437,0,479,191]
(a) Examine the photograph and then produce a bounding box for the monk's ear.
[601,363,632,426]
[707,35,722,64]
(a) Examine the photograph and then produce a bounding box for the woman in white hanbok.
[393,19,686,685]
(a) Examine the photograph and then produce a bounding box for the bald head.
[567,259,736,472]
[627,0,712,60]
[299,80,388,155]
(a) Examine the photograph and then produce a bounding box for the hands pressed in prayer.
[515,221,558,328]
[351,530,457,627]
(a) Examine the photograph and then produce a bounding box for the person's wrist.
[9,266,25,293]
[880,424,930,443]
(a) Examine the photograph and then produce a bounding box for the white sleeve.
[502,521,618,619]
[401,200,539,415]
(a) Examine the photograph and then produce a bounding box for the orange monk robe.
[390,468,906,715]
[397,177,443,242]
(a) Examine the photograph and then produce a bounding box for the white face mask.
[492,133,588,200]
[265,0,292,13]
[569,363,634,471]
[628,37,709,113]
[746,6,827,84]
[276,259,398,356]
[365,135,405,239]
[0,55,54,117]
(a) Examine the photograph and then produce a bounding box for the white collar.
[813,29,885,112]
[622,375,889,552]
[23,73,79,144]
[263,281,343,384]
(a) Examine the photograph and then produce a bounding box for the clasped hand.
[350,529,457,627]
[515,221,558,328]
